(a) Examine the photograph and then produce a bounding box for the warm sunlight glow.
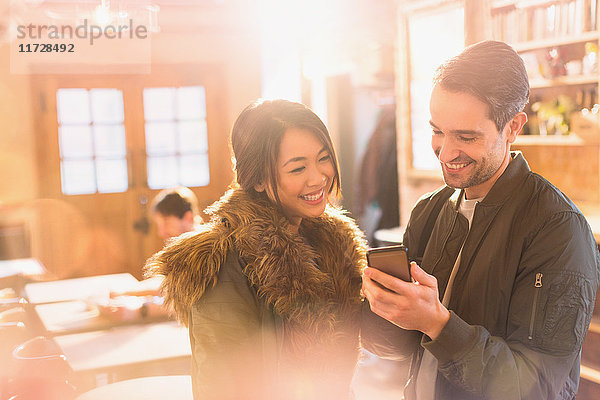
[93,3,112,26]
[259,0,354,101]
[409,6,465,171]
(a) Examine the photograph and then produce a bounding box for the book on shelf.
[492,0,598,44]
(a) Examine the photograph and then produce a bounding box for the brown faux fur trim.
[144,188,367,352]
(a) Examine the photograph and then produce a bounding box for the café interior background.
[3,0,600,398]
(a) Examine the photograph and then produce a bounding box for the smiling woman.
[145,99,367,400]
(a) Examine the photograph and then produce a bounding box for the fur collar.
[145,188,367,350]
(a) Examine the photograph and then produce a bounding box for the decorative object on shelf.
[571,105,600,143]
[521,51,543,78]
[565,59,583,75]
[582,41,598,75]
[576,87,598,110]
[531,95,577,135]
[543,47,567,78]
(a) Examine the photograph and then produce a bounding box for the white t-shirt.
[414,195,482,400]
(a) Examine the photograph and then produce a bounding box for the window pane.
[176,86,206,120]
[409,6,464,170]
[147,156,178,189]
[145,122,176,155]
[178,121,208,153]
[61,159,96,195]
[96,158,128,193]
[59,125,93,158]
[143,87,175,122]
[179,154,210,187]
[90,89,124,124]
[57,89,91,125]
[94,125,126,157]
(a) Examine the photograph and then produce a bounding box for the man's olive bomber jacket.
[362,152,600,400]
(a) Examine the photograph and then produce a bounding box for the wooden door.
[31,65,231,279]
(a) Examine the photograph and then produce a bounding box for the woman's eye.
[290,166,305,173]
[319,155,331,162]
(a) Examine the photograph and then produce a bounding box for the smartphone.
[366,245,411,282]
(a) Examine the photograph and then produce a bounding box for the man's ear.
[506,111,528,143]
[182,210,194,224]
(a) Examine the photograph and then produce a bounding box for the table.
[54,321,191,389]
[76,375,192,400]
[34,301,101,335]
[34,300,171,336]
[24,273,140,304]
[0,258,47,291]
[0,258,46,280]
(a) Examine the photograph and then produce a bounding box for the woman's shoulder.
[143,223,233,325]
[301,207,368,261]
[320,207,367,242]
[145,224,227,270]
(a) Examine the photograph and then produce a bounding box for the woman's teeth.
[301,190,323,201]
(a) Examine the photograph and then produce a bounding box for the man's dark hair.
[433,40,530,132]
[151,187,198,219]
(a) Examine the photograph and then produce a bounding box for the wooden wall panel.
[513,145,600,203]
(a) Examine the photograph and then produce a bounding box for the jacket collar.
[446,151,530,210]
[478,151,530,207]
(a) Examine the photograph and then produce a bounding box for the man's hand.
[362,261,450,340]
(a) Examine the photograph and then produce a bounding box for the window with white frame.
[56,88,128,195]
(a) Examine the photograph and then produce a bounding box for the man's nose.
[434,136,459,163]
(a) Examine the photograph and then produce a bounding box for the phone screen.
[366,245,411,282]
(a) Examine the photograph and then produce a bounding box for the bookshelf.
[489,0,600,203]
[529,74,598,88]
[491,0,598,43]
[513,30,599,52]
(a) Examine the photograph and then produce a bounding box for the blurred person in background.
[151,186,202,240]
[356,105,400,244]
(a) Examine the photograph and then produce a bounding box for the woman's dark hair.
[230,99,341,206]
[433,40,530,133]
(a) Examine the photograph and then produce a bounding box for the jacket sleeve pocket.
[530,271,595,354]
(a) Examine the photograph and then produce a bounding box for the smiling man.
[362,41,600,400]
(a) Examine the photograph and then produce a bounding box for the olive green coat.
[146,188,367,400]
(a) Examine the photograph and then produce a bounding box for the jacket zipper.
[528,272,543,340]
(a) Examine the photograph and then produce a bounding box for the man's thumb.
[410,262,435,287]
